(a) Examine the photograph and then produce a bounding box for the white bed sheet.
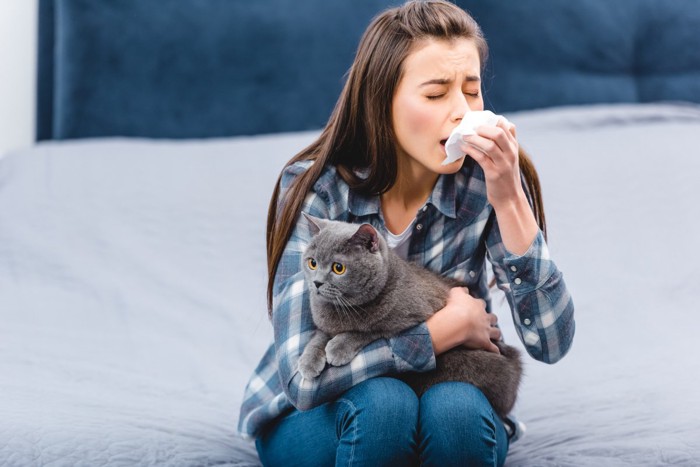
[0,132,314,466]
[501,103,700,466]
[1,103,699,466]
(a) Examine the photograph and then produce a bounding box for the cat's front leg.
[326,332,381,367]
[298,330,331,379]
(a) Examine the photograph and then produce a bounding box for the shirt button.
[415,224,423,231]
[469,271,476,278]
[514,278,522,285]
[523,318,532,326]
[510,265,517,272]
[422,206,428,212]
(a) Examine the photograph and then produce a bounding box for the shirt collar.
[347,188,381,217]
[426,173,457,219]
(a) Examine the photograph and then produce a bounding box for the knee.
[335,378,419,465]
[419,383,502,466]
[420,382,493,427]
[338,377,418,431]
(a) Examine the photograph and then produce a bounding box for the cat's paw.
[325,335,357,367]
[298,348,326,379]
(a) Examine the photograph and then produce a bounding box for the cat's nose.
[313,281,323,290]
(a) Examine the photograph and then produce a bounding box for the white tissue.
[443,110,509,165]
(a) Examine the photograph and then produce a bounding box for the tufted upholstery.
[38,0,392,140]
[37,0,700,140]
[467,0,700,113]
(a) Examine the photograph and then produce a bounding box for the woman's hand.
[461,119,524,210]
[426,287,501,356]
[461,119,540,256]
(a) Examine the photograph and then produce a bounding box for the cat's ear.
[350,224,379,253]
[301,212,325,236]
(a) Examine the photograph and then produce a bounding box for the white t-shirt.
[385,219,416,260]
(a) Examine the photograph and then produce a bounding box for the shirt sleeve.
[485,212,576,364]
[271,163,436,411]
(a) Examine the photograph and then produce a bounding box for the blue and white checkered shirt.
[238,159,575,439]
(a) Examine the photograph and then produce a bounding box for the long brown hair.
[266,0,546,314]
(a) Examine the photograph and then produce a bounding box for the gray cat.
[298,214,522,418]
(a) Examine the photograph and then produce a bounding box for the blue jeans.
[256,377,509,466]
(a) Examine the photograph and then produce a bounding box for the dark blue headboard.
[37,0,700,141]
[37,0,394,140]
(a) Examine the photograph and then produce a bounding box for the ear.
[301,212,325,236]
[349,224,379,253]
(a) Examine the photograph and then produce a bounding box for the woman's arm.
[462,119,539,256]
[486,223,575,363]
[462,120,575,362]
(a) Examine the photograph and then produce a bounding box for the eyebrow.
[419,76,481,87]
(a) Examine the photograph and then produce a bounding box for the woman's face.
[392,38,484,176]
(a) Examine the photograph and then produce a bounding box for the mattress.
[1,103,699,466]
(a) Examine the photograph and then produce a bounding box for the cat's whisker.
[337,295,366,316]
[338,300,356,325]
[331,296,355,325]
[335,296,365,325]
[323,288,351,323]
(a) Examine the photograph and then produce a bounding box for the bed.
[2,1,699,465]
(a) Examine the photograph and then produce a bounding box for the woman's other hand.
[426,287,501,356]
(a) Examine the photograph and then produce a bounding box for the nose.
[313,281,323,290]
[452,92,471,122]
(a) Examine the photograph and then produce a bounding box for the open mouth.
[440,139,447,146]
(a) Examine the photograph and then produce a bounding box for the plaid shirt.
[238,159,575,439]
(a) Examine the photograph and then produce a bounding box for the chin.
[435,156,465,174]
[433,144,464,172]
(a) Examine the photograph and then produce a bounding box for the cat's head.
[302,214,390,308]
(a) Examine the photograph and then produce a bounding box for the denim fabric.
[418,382,508,467]
[255,377,508,467]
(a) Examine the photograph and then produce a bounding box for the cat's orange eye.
[332,262,346,275]
[307,258,317,270]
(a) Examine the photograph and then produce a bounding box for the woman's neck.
[381,160,438,234]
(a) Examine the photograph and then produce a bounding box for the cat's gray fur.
[298,214,522,418]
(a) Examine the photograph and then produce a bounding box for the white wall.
[0,0,38,155]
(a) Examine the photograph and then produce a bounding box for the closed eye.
[427,92,479,101]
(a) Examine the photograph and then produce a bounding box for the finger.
[461,137,496,170]
[487,341,501,354]
[507,122,517,139]
[496,118,517,140]
[465,133,497,155]
[458,139,486,160]
[490,327,502,341]
[474,126,511,154]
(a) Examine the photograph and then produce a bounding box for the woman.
[239,1,575,465]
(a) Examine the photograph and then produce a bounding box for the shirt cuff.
[502,230,556,296]
[388,322,437,373]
